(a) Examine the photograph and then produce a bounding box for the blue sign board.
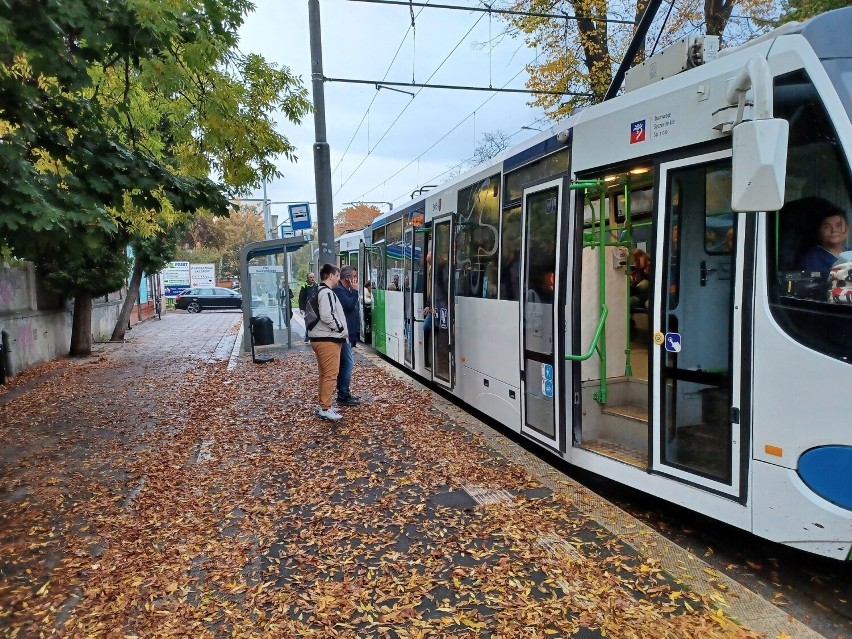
[288,203,312,231]
[165,285,190,297]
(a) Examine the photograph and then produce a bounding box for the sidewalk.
[0,311,818,638]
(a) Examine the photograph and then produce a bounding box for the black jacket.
[298,282,318,312]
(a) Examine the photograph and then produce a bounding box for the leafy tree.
[0,0,311,354]
[334,204,382,237]
[110,222,189,342]
[500,0,779,117]
[778,0,847,23]
[470,131,513,166]
[175,205,266,279]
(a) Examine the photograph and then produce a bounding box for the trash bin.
[251,315,274,346]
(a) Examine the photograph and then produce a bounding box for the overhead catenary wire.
[330,1,431,179]
[384,113,555,206]
[332,11,490,199]
[348,0,636,25]
[351,59,543,203]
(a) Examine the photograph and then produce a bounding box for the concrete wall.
[1,263,123,377]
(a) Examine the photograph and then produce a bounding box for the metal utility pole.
[308,0,335,267]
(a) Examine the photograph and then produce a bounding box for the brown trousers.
[310,341,343,409]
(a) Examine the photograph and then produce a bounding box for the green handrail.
[565,304,608,361]
[569,179,609,404]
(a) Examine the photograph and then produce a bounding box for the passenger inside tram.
[629,248,651,311]
[798,203,849,278]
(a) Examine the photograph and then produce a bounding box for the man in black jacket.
[334,265,361,406]
[298,272,318,313]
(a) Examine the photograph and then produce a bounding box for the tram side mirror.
[731,118,789,212]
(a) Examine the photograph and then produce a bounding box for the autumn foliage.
[334,204,382,237]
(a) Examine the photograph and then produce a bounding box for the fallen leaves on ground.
[1,325,763,638]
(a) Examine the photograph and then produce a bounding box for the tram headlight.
[797,446,852,511]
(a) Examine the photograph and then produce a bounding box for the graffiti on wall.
[0,279,14,306]
[15,322,36,352]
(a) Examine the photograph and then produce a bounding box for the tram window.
[500,206,522,301]
[455,175,500,299]
[768,70,852,364]
[386,219,404,290]
[704,168,734,254]
[505,149,569,204]
[616,187,654,221]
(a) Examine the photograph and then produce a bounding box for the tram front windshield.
[768,68,852,364]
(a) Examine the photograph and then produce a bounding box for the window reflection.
[455,175,500,299]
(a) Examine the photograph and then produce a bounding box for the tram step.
[602,404,648,424]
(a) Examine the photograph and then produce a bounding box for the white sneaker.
[317,406,342,421]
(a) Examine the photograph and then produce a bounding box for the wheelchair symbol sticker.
[542,379,554,397]
[664,332,682,352]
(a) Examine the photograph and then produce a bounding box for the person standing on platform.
[298,272,318,314]
[334,265,361,407]
[308,264,348,421]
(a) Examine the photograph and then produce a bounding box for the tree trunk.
[111,258,144,342]
[70,292,93,357]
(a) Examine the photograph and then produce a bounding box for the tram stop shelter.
[239,236,309,358]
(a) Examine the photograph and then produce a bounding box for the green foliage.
[778,0,848,23]
[1,0,312,354]
[37,227,131,299]
[0,0,233,238]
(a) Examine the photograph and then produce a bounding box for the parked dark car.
[175,287,242,313]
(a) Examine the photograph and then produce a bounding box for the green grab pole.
[565,304,608,361]
[597,188,608,404]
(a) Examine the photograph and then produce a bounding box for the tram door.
[652,153,742,496]
[431,216,454,387]
[519,180,563,449]
[358,242,369,344]
[403,227,415,368]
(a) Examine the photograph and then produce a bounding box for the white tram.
[341,8,852,559]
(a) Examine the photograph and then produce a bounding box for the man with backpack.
[306,264,348,421]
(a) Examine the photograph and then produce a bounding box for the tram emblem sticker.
[664,332,682,353]
[630,119,646,144]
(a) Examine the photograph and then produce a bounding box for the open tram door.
[358,240,371,344]
[651,151,745,498]
[430,215,454,388]
[403,225,415,368]
[519,179,565,450]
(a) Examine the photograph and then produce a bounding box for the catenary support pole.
[308,0,335,267]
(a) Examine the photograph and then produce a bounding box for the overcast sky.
[237,0,549,220]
